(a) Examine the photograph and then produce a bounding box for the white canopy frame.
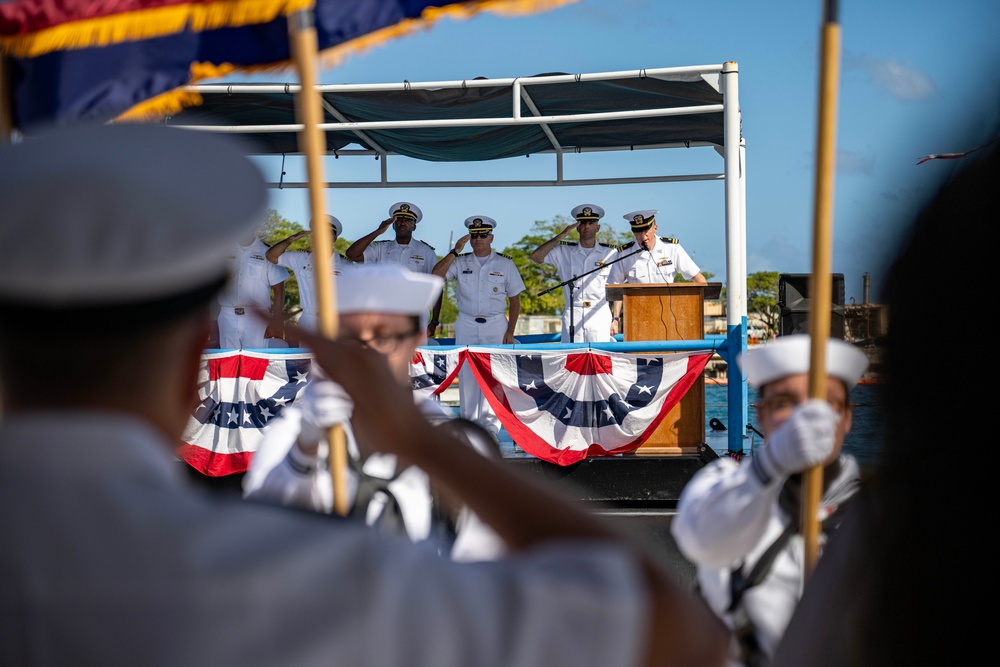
[181,63,750,452]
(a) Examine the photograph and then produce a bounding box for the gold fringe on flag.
[113,0,579,122]
[315,0,580,76]
[1,0,312,58]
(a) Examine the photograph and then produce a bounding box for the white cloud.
[851,55,936,101]
[837,149,875,175]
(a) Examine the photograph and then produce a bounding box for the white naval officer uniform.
[362,237,437,274]
[545,241,617,342]
[447,247,525,436]
[607,236,702,285]
[274,251,350,333]
[217,238,289,348]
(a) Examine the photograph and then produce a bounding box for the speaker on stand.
[778,273,846,338]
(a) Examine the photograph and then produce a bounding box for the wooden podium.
[605,282,722,455]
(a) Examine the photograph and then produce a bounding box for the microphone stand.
[536,244,645,341]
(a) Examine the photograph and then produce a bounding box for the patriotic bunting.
[178,349,314,476]
[179,345,708,476]
[410,347,463,398]
[464,348,711,465]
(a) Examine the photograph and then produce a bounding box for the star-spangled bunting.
[410,347,464,398]
[178,350,313,476]
[462,347,711,466]
[178,346,708,476]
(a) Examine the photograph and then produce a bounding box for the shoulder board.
[498,252,514,260]
[598,242,614,248]
[619,241,636,250]
[337,253,348,261]
[560,241,578,246]
[373,239,390,244]
[457,251,471,257]
[660,236,679,244]
[422,240,436,251]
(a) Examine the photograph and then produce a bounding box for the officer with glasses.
[670,334,869,667]
[243,262,506,562]
[432,216,525,437]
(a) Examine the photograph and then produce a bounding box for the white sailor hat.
[464,215,497,234]
[322,214,343,237]
[623,209,658,232]
[337,263,443,329]
[389,201,423,224]
[572,204,605,222]
[0,123,266,308]
[738,334,869,389]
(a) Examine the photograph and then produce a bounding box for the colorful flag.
[464,348,711,465]
[178,349,314,476]
[2,0,579,132]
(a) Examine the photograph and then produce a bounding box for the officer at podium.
[608,209,707,331]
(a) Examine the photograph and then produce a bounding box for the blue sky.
[228,0,1000,303]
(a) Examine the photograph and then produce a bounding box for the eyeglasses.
[757,395,847,417]
[469,232,491,239]
[340,327,421,354]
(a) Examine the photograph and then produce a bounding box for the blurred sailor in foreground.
[0,123,728,667]
[670,334,868,667]
[528,204,617,342]
[244,263,505,562]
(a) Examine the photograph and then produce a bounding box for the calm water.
[454,381,885,467]
[705,382,885,468]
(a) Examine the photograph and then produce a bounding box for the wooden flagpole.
[288,8,349,517]
[0,55,13,144]
[803,0,841,578]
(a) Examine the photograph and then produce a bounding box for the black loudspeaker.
[778,273,846,339]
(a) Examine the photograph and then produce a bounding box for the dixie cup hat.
[0,122,266,307]
[337,263,443,329]
[738,334,869,389]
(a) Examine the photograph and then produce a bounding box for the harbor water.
[704,381,885,468]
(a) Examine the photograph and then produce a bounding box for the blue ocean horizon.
[704,382,885,468]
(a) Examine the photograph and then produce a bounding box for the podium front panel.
[608,283,710,454]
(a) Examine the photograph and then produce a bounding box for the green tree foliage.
[747,271,781,337]
[258,209,353,319]
[499,215,633,316]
